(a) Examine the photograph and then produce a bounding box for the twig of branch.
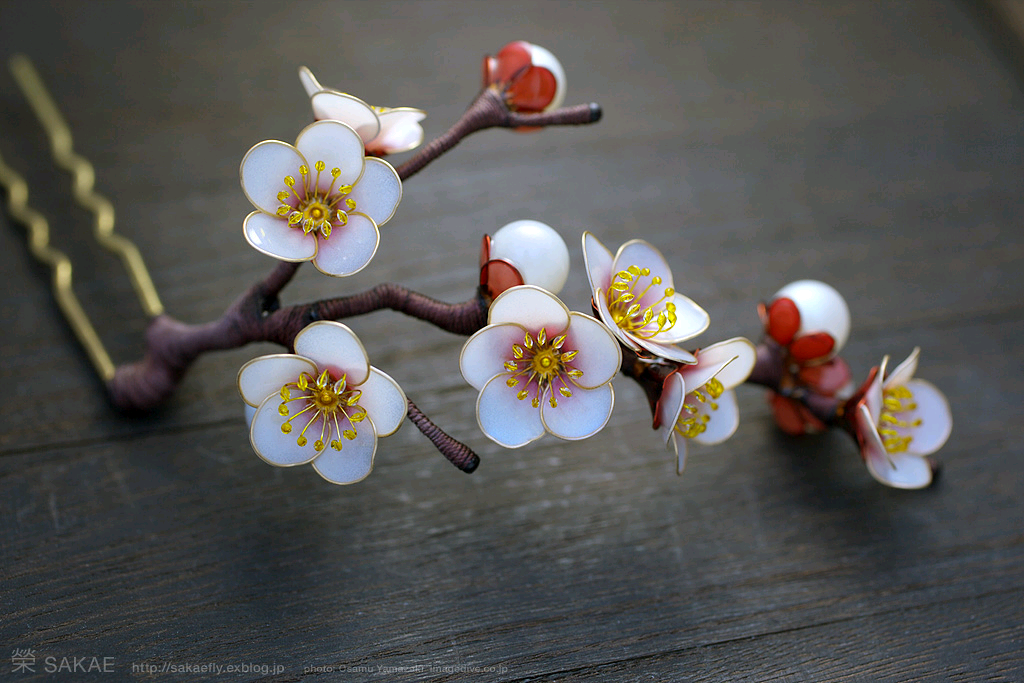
[396,87,601,180]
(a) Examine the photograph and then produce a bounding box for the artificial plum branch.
[106,82,601,472]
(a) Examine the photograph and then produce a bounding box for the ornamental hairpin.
[2,44,951,489]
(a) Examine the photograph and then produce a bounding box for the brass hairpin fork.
[1,55,164,381]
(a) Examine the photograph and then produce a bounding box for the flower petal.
[344,157,402,227]
[493,41,533,83]
[540,383,614,441]
[563,313,621,389]
[480,259,525,299]
[860,406,932,489]
[692,389,739,445]
[240,140,306,214]
[581,231,614,294]
[368,108,426,155]
[692,337,757,390]
[237,354,318,407]
[243,211,317,262]
[651,292,710,344]
[357,368,407,437]
[298,66,323,97]
[678,357,732,397]
[613,239,675,296]
[675,436,688,476]
[902,379,953,456]
[460,323,528,391]
[594,287,643,352]
[884,347,920,390]
[294,119,365,190]
[633,336,697,364]
[250,394,323,467]
[656,370,685,437]
[293,321,370,386]
[312,212,380,277]
[867,356,888,426]
[867,451,933,489]
[311,419,377,484]
[488,285,570,334]
[309,91,381,144]
[476,374,545,448]
[789,332,836,363]
[772,393,824,435]
[766,297,801,346]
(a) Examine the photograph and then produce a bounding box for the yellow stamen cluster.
[278,369,366,451]
[276,160,356,239]
[674,377,725,439]
[504,327,584,408]
[878,384,921,453]
[606,265,678,339]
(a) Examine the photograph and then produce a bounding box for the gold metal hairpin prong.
[9,54,164,317]
[0,150,116,381]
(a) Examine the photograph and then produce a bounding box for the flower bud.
[487,220,570,295]
[483,41,567,113]
[766,280,850,363]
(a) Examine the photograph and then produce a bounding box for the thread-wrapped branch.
[396,88,601,181]
[407,399,479,473]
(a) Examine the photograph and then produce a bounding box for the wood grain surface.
[1,1,1021,681]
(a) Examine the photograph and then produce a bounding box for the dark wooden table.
[1,1,1021,681]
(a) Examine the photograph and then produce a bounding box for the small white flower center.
[276,161,358,240]
[674,377,724,439]
[503,328,584,408]
[606,265,678,339]
[878,385,922,453]
[277,369,366,451]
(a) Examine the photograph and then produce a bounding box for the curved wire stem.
[0,148,116,380]
[10,55,164,317]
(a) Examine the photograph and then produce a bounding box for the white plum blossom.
[238,321,407,484]
[299,66,426,156]
[583,232,709,364]
[656,338,756,474]
[854,347,952,489]
[460,286,622,448]
[240,119,402,276]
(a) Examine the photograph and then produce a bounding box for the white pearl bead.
[489,220,570,295]
[772,279,851,357]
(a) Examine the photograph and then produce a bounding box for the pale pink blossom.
[852,347,952,489]
[240,119,402,276]
[238,322,406,484]
[655,338,756,474]
[299,66,426,155]
[460,286,621,447]
[583,232,709,363]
